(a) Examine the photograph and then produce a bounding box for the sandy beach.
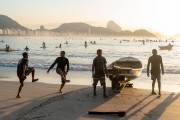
[0,80,180,120]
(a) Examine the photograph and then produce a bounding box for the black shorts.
[17,67,34,83]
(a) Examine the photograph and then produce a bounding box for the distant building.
[0,29,2,34]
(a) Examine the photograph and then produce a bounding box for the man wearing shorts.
[47,51,70,93]
[92,49,108,98]
[147,49,164,96]
[16,52,38,98]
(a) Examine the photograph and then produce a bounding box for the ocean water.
[0,36,180,92]
[0,36,180,74]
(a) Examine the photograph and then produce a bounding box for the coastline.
[1,66,180,93]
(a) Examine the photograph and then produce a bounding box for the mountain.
[52,22,156,37]
[0,15,28,30]
[107,20,122,32]
[132,29,156,37]
[0,14,156,37]
[52,22,117,35]
[153,32,164,37]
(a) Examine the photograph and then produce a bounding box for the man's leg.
[157,75,161,96]
[59,72,66,93]
[157,79,161,95]
[56,68,70,82]
[102,84,108,98]
[151,74,157,95]
[152,79,156,94]
[101,78,108,98]
[93,85,97,96]
[59,82,65,93]
[93,78,98,96]
[16,82,24,98]
[27,67,38,82]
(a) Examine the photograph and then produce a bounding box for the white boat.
[159,43,173,50]
[107,57,143,92]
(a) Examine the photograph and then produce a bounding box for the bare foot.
[32,78,39,82]
[59,90,62,93]
[103,94,109,98]
[65,80,70,83]
[16,95,21,98]
[151,91,157,95]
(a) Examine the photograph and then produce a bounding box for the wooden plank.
[88,110,126,117]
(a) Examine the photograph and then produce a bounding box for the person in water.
[5,45,10,51]
[42,42,46,49]
[24,46,29,51]
[85,41,87,47]
[147,49,164,96]
[16,52,38,98]
[92,49,109,98]
[47,51,70,93]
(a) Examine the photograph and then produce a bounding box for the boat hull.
[107,57,143,91]
[159,44,173,50]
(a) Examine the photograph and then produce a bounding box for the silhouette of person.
[92,49,109,98]
[147,49,164,96]
[47,51,70,93]
[16,52,38,98]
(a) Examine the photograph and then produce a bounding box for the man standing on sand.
[92,49,108,98]
[16,52,38,98]
[47,51,70,93]
[147,49,164,96]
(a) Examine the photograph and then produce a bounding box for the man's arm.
[104,63,109,78]
[160,56,164,75]
[47,59,57,73]
[147,58,150,77]
[66,59,69,74]
[104,58,108,78]
[92,59,95,78]
[22,59,28,78]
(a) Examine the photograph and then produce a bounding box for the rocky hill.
[132,29,156,37]
[52,22,117,35]
[0,15,28,30]
[107,20,122,32]
[0,15,157,37]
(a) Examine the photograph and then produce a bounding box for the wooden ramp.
[89,108,126,117]
[88,88,151,117]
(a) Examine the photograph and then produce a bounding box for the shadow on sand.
[141,93,180,120]
[82,93,180,120]
[2,87,117,120]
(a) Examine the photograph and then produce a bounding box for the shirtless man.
[47,51,70,93]
[147,49,164,96]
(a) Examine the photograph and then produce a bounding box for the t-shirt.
[92,56,107,76]
[17,58,28,75]
[148,55,163,74]
[49,57,69,72]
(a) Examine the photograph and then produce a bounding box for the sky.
[1,0,180,36]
